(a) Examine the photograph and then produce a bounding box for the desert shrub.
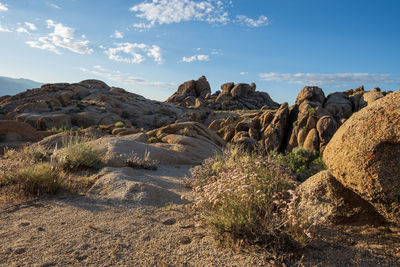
[58,137,104,171]
[47,126,71,133]
[277,147,326,181]
[126,150,159,170]
[3,146,48,163]
[308,107,317,116]
[0,163,64,196]
[191,146,313,250]
[148,137,159,143]
[179,127,189,136]
[114,121,125,128]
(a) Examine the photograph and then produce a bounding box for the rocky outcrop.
[323,91,400,224]
[0,80,190,131]
[286,86,392,154]
[208,85,393,155]
[166,76,279,111]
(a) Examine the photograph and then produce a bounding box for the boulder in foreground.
[323,91,400,224]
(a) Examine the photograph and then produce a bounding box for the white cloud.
[182,54,210,62]
[49,3,61,9]
[104,42,163,64]
[235,15,269,27]
[111,30,123,39]
[130,0,229,29]
[24,22,37,31]
[0,23,11,32]
[80,66,175,87]
[0,2,8,12]
[16,27,30,34]
[259,72,399,86]
[26,19,93,54]
[240,72,248,75]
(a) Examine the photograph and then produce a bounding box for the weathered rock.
[263,103,289,152]
[0,120,50,142]
[295,86,326,105]
[231,83,250,98]
[303,128,319,152]
[359,90,385,109]
[36,114,71,130]
[221,82,235,95]
[296,171,384,225]
[316,116,337,153]
[324,93,353,120]
[324,91,400,223]
[112,128,140,136]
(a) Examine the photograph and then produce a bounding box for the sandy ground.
[0,165,400,266]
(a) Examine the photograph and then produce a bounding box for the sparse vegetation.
[126,150,159,170]
[0,163,64,197]
[47,126,70,133]
[191,146,314,251]
[4,145,48,163]
[308,107,317,116]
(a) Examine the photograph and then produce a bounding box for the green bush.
[114,121,125,128]
[0,163,64,196]
[277,147,326,181]
[147,137,159,143]
[191,146,313,250]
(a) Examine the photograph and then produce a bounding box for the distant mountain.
[0,76,43,96]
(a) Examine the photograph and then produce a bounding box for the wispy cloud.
[130,0,269,29]
[26,19,93,54]
[130,0,229,29]
[16,27,30,34]
[259,72,399,86]
[104,42,163,64]
[0,23,11,32]
[111,30,123,39]
[235,15,269,27]
[80,66,175,87]
[182,54,210,63]
[240,71,248,75]
[49,3,61,9]
[24,22,37,31]
[0,2,8,12]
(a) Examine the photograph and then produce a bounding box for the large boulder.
[295,86,325,105]
[296,171,384,225]
[323,91,400,223]
[0,120,50,142]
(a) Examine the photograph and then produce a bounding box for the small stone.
[19,222,30,227]
[162,218,176,225]
[179,236,192,245]
[37,227,45,232]
[15,248,26,254]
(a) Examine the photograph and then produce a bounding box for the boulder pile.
[166,76,279,111]
[210,85,391,154]
[297,91,400,225]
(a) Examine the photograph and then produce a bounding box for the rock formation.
[0,80,190,131]
[166,76,279,111]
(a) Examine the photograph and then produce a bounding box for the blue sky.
[0,0,399,104]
